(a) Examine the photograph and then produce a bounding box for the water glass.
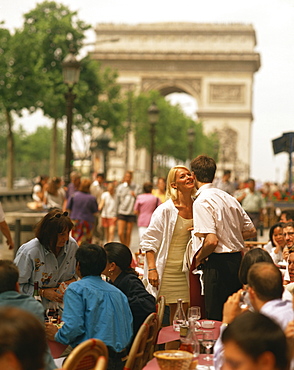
[188,306,201,327]
[202,331,214,361]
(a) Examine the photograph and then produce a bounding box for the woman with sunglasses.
[14,208,78,307]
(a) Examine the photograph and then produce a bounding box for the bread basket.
[153,350,193,370]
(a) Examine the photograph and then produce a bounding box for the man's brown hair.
[190,155,216,183]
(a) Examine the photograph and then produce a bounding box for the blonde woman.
[141,166,195,325]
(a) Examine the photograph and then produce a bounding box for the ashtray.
[201,320,215,329]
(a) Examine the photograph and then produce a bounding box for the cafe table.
[48,340,68,358]
[144,320,221,370]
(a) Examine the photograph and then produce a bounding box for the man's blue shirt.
[55,275,133,351]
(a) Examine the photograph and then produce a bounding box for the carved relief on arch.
[214,125,239,172]
[141,78,201,100]
[209,84,245,104]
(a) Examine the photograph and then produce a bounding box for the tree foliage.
[74,60,124,138]
[0,2,219,184]
[0,125,64,178]
[0,1,125,186]
[19,1,90,119]
[129,90,219,163]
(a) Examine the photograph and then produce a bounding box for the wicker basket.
[153,350,193,370]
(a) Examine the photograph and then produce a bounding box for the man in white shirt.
[214,262,293,370]
[190,155,256,320]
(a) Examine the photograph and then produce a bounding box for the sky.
[1,0,294,184]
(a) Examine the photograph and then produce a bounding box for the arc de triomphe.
[90,23,260,182]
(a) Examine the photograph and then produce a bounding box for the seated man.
[0,306,48,370]
[46,243,133,370]
[214,262,293,369]
[222,311,289,370]
[280,210,294,223]
[247,262,293,329]
[283,221,294,269]
[0,260,55,370]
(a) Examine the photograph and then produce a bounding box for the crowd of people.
[30,170,165,248]
[1,156,294,370]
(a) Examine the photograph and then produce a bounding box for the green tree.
[74,59,125,142]
[14,126,64,178]
[20,1,125,174]
[130,91,219,168]
[0,24,43,188]
[20,1,90,177]
[1,1,124,186]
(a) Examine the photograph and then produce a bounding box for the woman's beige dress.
[159,216,193,304]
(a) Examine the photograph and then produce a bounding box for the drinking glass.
[188,306,201,328]
[202,331,214,361]
[45,302,58,323]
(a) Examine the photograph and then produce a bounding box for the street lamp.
[90,130,113,179]
[148,102,159,183]
[187,127,195,161]
[62,50,80,186]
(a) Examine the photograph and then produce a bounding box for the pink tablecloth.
[145,320,221,369]
[48,340,68,358]
[157,320,221,344]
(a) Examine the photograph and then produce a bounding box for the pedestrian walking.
[134,182,161,241]
[116,171,140,247]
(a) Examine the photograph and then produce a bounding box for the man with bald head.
[214,262,293,370]
[247,262,292,328]
[220,262,292,331]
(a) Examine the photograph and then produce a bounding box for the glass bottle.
[173,298,186,332]
[179,319,200,369]
[33,281,42,303]
[179,324,194,353]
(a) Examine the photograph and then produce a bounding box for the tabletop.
[143,320,221,370]
[157,320,221,344]
[48,340,68,358]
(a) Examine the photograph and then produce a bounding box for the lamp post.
[62,50,80,186]
[148,102,159,183]
[90,131,113,179]
[187,127,195,161]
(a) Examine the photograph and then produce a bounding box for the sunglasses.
[49,211,68,220]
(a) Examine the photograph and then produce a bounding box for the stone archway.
[90,22,260,182]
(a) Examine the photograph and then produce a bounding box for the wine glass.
[202,331,214,361]
[45,302,58,323]
[188,306,201,328]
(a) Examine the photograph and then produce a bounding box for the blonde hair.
[165,165,195,201]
